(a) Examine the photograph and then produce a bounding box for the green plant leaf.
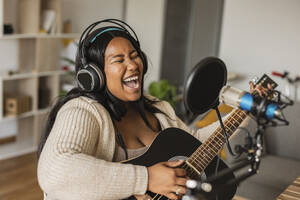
[148,79,177,108]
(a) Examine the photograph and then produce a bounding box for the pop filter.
[184,57,227,115]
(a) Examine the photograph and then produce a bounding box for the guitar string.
[188,110,247,173]
[150,112,246,200]
[188,116,235,169]
[188,132,223,170]
[179,111,243,178]
[150,110,247,200]
[188,112,239,169]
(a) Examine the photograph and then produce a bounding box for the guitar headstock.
[252,74,278,99]
[253,74,278,89]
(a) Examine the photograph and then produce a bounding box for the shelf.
[0,107,51,122]
[1,111,35,121]
[0,0,78,160]
[0,116,36,160]
[0,132,36,160]
[0,142,36,160]
[37,107,50,115]
[37,70,68,77]
[0,70,68,80]
[0,33,80,39]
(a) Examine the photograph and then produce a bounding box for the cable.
[214,156,220,200]
[215,107,236,157]
[234,127,253,157]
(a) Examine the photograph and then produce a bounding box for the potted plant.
[148,79,177,108]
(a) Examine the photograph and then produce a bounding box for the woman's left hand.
[249,82,273,97]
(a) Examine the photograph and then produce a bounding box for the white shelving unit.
[0,0,78,160]
[0,33,80,39]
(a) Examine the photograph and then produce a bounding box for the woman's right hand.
[147,160,188,200]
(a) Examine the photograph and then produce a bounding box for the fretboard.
[186,109,248,176]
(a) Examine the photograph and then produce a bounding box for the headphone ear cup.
[76,63,105,91]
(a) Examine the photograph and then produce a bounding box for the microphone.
[219,85,282,119]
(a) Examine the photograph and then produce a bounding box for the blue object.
[90,27,123,43]
[266,104,278,119]
[240,92,253,111]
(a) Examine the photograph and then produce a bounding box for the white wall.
[219,0,300,101]
[62,0,125,34]
[60,0,125,65]
[125,0,166,90]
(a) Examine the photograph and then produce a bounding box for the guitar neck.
[186,108,248,175]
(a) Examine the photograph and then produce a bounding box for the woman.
[37,19,270,200]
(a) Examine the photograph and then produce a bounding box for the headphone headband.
[79,19,140,66]
[89,27,123,43]
[79,19,140,49]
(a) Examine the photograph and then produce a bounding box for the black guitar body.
[124,128,237,200]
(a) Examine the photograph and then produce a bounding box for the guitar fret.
[187,108,249,177]
[231,115,241,127]
[212,136,224,151]
[186,161,202,176]
[225,126,232,133]
[215,132,225,144]
[182,163,200,179]
[196,150,210,163]
[190,158,206,172]
[227,119,236,129]
[204,138,219,156]
[225,123,234,133]
[207,142,217,154]
[234,111,243,121]
[237,111,247,120]
[210,137,223,154]
[188,169,199,179]
[190,154,203,166]
[204,143,213,156]
[210,138,221,149]
[202,148,213,160]
[192,150,211,171]
[197,147,213,164]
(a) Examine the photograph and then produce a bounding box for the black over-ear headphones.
[76,18,147,92]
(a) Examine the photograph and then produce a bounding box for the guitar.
[123,74,277,200]
[124,111,246,200]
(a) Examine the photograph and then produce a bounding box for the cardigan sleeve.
[37,100,148,200]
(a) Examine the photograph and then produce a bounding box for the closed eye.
[113,59,124,64]
[130,51,139,59]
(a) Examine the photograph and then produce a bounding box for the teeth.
[123,76,138,82]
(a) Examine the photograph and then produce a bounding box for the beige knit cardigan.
[37,96,247,200]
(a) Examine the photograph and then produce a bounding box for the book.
[42,9,56,34]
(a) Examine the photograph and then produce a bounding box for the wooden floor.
[0,152,43,200]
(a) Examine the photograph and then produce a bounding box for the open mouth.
[122,75,140,89]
